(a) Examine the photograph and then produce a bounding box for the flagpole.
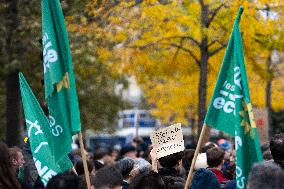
[78,131,91,189]
[184,124,208,189]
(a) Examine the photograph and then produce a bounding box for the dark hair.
[93,148,108,161]
[261,142,270,153]
[248,162,284,189]
[75,159,93,175]
[8,147,21,163]
[115,158,135,179]
[46,173,80,189]
[0,142,21,189]
[93,166,123,188]
[182,149,195,171]
[201,142,218,153]
[206,147,225,168]
[129,170,165,189]
[159,151,184,168]
[262,150,273,161]
[163,176,185,189]
[270,133,284,168]
[78,175,95,189]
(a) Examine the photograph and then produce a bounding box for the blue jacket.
[189,168,221,189]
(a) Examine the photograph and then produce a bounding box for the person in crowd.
[22,138,44,189]
[269,133,284,169]
[9,146,25,174]
[78,175,95,189]
[120,145,137,159]
[75,159,94,175]
[262,150,273,161]
[247,161,284,189]
[206,147,229,186]
[46,173,80,189]
[189,168,221,189]
[116,158,135,189]
[129,170,165,189]
[158,151,185,181]
[93,148,113,166]
[201,142,218,153]
[133,157,152,175]
[132,136,147,158]
[93,165,123,189]
[182,149,195,177]
[0,141,21,189]
[163,176,185,189]
[110,148,120,162]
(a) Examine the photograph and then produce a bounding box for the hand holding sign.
[150,123,185,159]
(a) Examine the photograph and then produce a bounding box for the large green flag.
[204,7,262,189]
[41,0,81,165]
[19,73,62,186]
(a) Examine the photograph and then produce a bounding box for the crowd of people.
[1,133,284,189]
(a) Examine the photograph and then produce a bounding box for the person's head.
[115,158,135,180]
[182,149,195,171]
[247,162,284,189]
[262,150,273,161]
[270,133,284,168]
[75,159,93,175]
[261,142,270,153]
[133,158,152,175]
[201,142,218,153]
[121,145,137,159]
[46,173,80,189]
[163,176,185,189]
[158,151,184,168]
[206,147,225,168]
[9,147,25,172]
[0,142,21,189]
[129,170,165,189]
[189,168,220,189]
[93,166,123,189]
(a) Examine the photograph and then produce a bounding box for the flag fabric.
[204,7,262,189]
[41,0,81,167]
[19,73,62,186]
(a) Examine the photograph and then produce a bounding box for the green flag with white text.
[204,7,262,189]
[41,0,81,165]
[19,73,62,186]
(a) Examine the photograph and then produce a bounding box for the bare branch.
[170,38,184,64]
[169,43,200,66]
[126,36,200,49]
[209,43,227,56]
[208,3,225,26]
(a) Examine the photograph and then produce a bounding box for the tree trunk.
[197,53,208,134]
[266,57,273,138]
[6,71,21,147]
[197,2,209,136]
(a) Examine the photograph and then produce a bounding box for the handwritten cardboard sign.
[150,123,184,159]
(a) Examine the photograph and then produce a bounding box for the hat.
[218,139,231,151]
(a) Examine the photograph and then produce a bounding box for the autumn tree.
[0,0,129,143]
[72,0,284,135]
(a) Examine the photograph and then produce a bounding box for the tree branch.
[208,3,225,27]
[126,36,200,49]
[209,43,227,56]
[169,43,200,66]
[170,38,184,64]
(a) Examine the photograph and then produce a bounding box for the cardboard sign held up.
[150,123,185,159]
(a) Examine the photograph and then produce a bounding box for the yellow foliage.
[70,0,284,126]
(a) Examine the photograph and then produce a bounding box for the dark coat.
[189,168,221,189]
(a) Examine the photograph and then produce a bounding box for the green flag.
[19,73,62,186]
[204,7,262,189]
[41,0,81,164]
